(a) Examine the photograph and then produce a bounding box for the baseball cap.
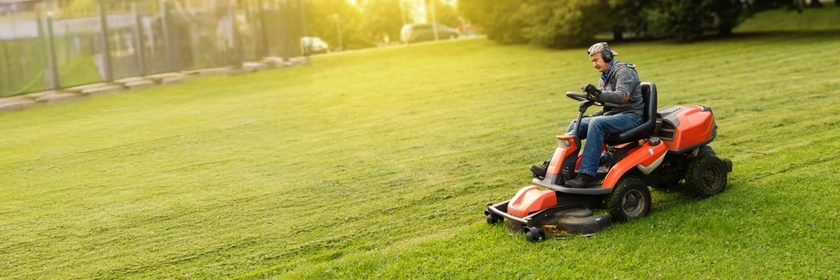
[587,42,618,57]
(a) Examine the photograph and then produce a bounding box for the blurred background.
[0,0,833,98]
[0,0,470,98]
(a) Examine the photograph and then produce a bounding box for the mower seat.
[603,82,657,145]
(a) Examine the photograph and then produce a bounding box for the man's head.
[588,42,618,73]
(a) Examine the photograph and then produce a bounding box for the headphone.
[601,42,614,62]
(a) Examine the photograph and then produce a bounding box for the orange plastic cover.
[600,140,668,188]
[546,135,578,175]
[507,186,557,218]
[664,106,716,151]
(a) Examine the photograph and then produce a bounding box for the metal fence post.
[160,0,173,71]
[229,0,244,68]
[97,0,113,82]
[132,2,146,76]
[300,0,309,57]
[44,12,61,90]
[257,1,270,58]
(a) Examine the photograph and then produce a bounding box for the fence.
[0,0,306,98]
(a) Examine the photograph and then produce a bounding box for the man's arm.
[599,67,639,106]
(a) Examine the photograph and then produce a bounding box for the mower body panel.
[601,139,668,188]
[657,105,717,153]
[546,135,579,177]
[507,185,557,218]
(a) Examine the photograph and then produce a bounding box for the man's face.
[590,53,610,73]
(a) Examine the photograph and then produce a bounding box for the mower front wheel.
[605,176,652,222]
[524,226,545,242]
[485,210,503,224]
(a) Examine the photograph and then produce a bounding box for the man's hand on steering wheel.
[582,84,602,101]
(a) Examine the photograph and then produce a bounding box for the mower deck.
[486,196,611,241]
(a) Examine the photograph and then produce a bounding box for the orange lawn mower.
[485,82,732,242]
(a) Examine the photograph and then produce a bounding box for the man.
[531,42,644,188]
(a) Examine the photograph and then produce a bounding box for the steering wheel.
[566,92,603,106]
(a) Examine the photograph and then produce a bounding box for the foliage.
[428,0,461,28]
[645,0,715,41]
[305,0,372,50]
[460,0,807,46]
[360,0,404,43]
[608,0,649,40]
[521,0,610,48]
[458,0,527,44]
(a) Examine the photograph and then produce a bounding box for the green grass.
[2,18,840,280]
[735,5,840,32]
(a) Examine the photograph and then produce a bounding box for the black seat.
[603,82,657,144]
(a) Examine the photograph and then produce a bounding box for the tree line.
[458,0,830,48]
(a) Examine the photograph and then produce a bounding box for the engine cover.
[656,105,717,153]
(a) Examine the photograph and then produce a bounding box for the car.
[301,36,329,55]
[400,23,460,44]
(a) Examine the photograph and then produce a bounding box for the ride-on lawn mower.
[485,82,733,242]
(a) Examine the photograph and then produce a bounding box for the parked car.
[301,37,329,55]
[400,23,460,44]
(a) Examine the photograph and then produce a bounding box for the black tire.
[685,152,727,198]
[485,210,503,224]
[524,226,545,242]
[605,176,652,222]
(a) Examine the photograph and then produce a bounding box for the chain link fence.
[0,0,306,98]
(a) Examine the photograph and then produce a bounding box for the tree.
[520,0,610,48]
[360,0,404,44]
[808,0,823,8]
[645,0,714,41]
[713,0,742,36]
[306,0,372,50]
[462,0,804,47]
[458,0,528,44]
[427,0,460,28]
[608,0,648,40]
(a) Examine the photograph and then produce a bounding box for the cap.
[587,42,618,57]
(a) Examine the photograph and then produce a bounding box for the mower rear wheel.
[605,176,651,222]
[685,153,727,198]
[524,226,546,242]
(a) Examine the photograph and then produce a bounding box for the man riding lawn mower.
[484,43,732,242]
[485,83,732,241]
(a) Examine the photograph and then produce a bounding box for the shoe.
[565,174,597,188]
[530,164,547,178]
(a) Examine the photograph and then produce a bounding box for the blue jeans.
[566,113,643,177]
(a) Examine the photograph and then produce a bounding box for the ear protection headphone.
[600,42,614,62]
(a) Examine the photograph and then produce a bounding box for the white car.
[301,37,329,55]
[400,23,460,44]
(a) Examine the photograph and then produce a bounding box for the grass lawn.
[2,11,840,280]
[734,4,840,32]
